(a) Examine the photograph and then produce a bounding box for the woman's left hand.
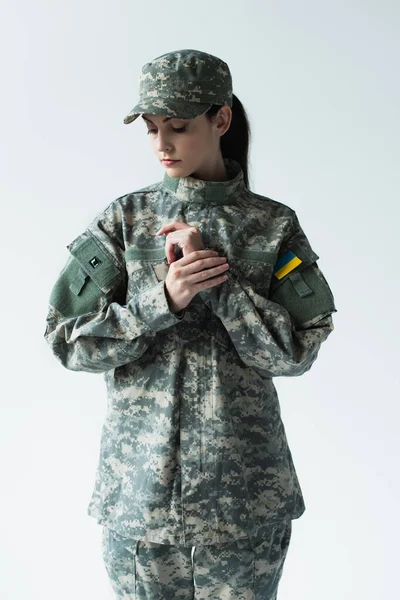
[156,221,205,264]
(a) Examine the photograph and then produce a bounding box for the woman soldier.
[44,48,337,599]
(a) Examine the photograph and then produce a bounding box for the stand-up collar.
[161,158,246,205]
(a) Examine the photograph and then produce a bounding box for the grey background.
[1,0,399,598]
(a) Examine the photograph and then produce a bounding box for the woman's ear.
[216,105,232,136]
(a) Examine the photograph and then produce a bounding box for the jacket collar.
[161,158,246,205]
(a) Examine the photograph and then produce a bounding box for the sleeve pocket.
[270,262,337,327]
[68,232,121,294]
[49,256,108,318]
[49,233,123,318]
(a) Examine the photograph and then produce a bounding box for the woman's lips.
[162,159,180,166]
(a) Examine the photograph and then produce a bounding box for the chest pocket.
[124,247,169,300]
[229,246,277,294]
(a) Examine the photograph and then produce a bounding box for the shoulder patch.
[273,250,302,280]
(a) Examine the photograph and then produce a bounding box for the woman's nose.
[156,131,173,153]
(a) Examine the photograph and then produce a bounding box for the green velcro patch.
[125,247,167,262]
[231,247,277,263]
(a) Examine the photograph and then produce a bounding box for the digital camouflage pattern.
[44,157,337,547]
[123,49,233,125]
[102,518,292,599]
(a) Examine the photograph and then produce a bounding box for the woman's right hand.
[164,250,230,313]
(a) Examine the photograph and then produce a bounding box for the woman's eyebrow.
[141,115,187,124]
[141,116,173,124]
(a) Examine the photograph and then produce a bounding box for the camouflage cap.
[123,48,233,125]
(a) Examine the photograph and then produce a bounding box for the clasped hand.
[155,221,229,313]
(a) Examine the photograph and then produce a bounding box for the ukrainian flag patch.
[273,250,302,280]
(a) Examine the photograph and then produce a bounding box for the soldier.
[44,49,337,599]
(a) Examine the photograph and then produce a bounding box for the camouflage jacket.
[44,158,337,547]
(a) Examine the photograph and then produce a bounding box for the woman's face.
[141,108,230,181]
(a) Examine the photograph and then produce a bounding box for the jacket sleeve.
[44,207,185,374]
[199,211,337,378]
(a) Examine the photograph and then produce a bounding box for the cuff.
[199,269,249,322]
[135,280,186,332]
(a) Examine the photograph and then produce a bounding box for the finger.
[186,258,228,278]
[156,221,190,235]
[164,231,203,262]
[186,257,230,283]
[164,234,183,264]
[167,243,176,264]
[195,273,229,291]
[173,249,219,266]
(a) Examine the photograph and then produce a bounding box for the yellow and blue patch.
[273,250,302,280]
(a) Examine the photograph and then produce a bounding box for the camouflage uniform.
[102,517,292,599]
[44,157,336,595]
[44,48,337,598]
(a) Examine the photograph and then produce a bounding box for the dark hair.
[205,93,251,189]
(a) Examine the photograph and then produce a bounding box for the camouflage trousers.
[101,519,292,600]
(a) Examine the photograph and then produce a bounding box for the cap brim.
[123,101,213,125]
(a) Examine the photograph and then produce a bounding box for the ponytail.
[205,94,251,189]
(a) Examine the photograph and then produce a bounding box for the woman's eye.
[146,127,186,135]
